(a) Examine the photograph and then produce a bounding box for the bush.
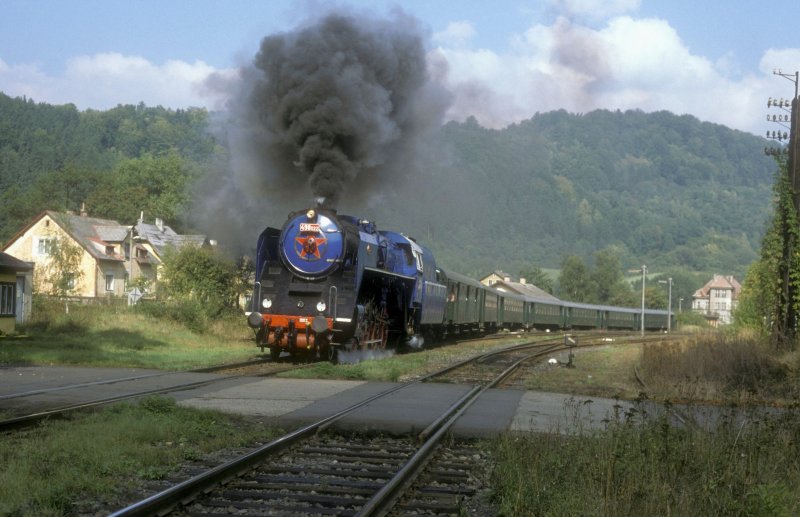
[134,299,209,333]
[639,333,794,401]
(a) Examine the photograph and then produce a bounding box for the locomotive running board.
[362,267,416,282]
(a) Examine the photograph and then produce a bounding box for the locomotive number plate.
[299,223,321,233]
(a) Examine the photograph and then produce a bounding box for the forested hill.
[380,110,776,279]
[0,93,777,279]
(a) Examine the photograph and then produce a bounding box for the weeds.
[3,299,257,369]
[0,396,278,516]
[491,399,800,516]
[639,332,797,403]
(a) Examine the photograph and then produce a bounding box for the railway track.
[0,359,311,432]
[109,332,632,516]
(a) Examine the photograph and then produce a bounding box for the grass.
[0,396,280,516]
[523,343,646,399]
[0,300,260,369]
[277,335,540,382]
[491,330,800,515]
[491,400,800,516]
[638,331,799,404]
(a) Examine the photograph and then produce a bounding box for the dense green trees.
[518,266,554,294]
[558,255,593,302]
[0,93,218,240]
[396,109,772,279]
[733,160,800,348]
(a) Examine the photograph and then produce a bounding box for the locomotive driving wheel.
[353,301,388,351]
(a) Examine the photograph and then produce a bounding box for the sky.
[2,0,799,136]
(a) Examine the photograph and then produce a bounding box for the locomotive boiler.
[246,206,447,361]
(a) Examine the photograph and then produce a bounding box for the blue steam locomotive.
[247,206,672,361]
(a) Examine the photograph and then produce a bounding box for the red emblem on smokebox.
[295,233,327,260]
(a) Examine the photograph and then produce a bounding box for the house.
[0,251,33,333]
[479,271,559,302]
[481,270,514,287]
[2,210,209,299]
[3,210,129,298]
[128,215,210,291]
[691,274,741,326]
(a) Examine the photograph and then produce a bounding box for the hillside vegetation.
[0,93,776,282]
[378,112,774,279]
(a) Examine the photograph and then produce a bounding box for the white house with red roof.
[691,274,741,325]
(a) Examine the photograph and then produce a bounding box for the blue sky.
[2,0,799,135]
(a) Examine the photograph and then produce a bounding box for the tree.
[733,260,771,333]
[158,245,238,315]
[558,255,594,302]
[750,161,800,349]
[36,237,84,296]
[591,248,628,304]
[87,152,199,224]
[519,266,554,294]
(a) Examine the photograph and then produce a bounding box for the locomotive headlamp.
[262,298,273,310]
[306,209,315,219]
[316,300,327,313]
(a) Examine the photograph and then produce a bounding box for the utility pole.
[766,70,800,345]
[659,277,672,333]
[629,265,647,336]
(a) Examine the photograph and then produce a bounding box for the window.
[105,245,115,255]
[0,283,14,316]
[105,273,115,292]
[65,273,76,291]
[36,237,55,256]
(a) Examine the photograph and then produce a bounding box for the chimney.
[520,278,527,285]
[80,202,88,217]
[503,275,511,282]
[138,211,144,223]
[155,218,164,232]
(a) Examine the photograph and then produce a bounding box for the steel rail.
[0,358,272,402]
[356,345,558,516]
[0,361,309,432]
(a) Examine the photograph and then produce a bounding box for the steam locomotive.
[246,206,672,361]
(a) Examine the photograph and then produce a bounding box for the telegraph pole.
[766,70,800,345]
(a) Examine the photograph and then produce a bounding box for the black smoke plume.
[196,9,450,254]
[244,11,445,207]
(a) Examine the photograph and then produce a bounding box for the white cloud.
[433,21,476,48]
[433,13,798,135]
[0,52,233,110]
[548,0,640,22]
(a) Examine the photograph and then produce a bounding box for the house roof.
[489,278,560,302]
[134,221,207,260]
[692,274,742,299]
[0,251,32,273]
[3,210,210,266]
[96,225,129,242]
[48,211,127,262]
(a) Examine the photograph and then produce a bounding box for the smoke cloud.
[232,10,448,208]
[195,9,451,254]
